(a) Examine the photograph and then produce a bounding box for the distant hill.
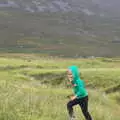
[0,0,120,57]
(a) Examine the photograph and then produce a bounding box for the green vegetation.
[0,54,120,120]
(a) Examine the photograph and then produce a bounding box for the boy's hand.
[70,95,77,101]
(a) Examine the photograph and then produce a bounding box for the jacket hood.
[68,66,80,83]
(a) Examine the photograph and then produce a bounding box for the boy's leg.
[67,99,80,119]
[79,96,92,120]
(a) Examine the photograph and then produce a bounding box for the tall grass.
[0,79,120,120]
[0,55,120,120]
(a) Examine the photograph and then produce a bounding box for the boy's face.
[67,69,73,82]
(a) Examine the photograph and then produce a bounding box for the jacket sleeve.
[75,81,84,98]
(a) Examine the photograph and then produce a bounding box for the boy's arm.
[75,81,84,98]
[70,82,82,100]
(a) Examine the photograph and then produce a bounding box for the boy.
[67,66,92,120]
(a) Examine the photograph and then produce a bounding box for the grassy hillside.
[0,9,120,57]
[0,54,120,120]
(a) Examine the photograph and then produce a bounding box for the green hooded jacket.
[68,66,88,99]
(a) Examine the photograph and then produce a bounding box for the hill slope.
[0,0,120,57]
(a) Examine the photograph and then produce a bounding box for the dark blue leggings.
[67,96,92,120]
